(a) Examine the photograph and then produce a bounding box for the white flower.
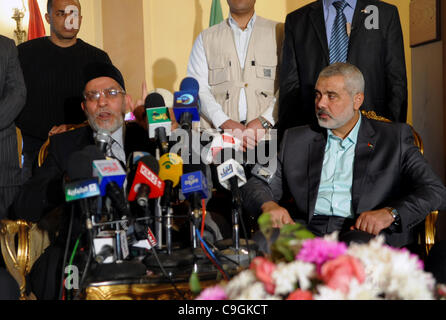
[348,236,435,300]
[272,260,316,295]
[224,270,257,299]
[235,282,280,300]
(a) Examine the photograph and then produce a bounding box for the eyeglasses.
[84,88,125,102]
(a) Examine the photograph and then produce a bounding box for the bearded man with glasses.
[8,62,157,300]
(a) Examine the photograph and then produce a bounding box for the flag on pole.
[209,0,224,27]
[28,0,46,40]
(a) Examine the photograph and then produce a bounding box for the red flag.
[27,0,46,40]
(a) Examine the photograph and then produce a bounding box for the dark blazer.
[0,36,26,187]
[242,117,446,247]
[10,122,155,222]
[278,0,407,138]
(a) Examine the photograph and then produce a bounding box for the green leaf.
[258,212,273,234]
[189,272,202,295]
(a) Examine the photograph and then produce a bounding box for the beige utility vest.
[200,16,283,130]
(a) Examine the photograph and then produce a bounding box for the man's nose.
[97,92,108,106]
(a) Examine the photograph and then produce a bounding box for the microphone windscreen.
[150,89,173,108]
[126,151,151,170]
[179,77,199,91]
[139,155,160,174]
[144,92,166,109]
[67,146,105,181]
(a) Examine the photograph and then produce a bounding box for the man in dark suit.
[278,0,407,141]
[8,62,155,299]
[0,35,26,218]
[0,268,20,300]
[242,63,446,248]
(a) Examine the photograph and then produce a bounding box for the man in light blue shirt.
[314,113,361,219]
[243,62,446,248]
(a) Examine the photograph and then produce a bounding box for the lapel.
[309,1,330,64]
[75,126,95,150]
[351,117,376,213]
[348,0,369,59]
[307,129,327,220]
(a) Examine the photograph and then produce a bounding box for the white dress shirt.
[187,12,276,129]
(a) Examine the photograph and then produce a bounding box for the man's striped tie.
[329,0,349,64]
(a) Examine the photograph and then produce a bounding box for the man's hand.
[245,118,267,149]
[261,201,295,228]
[220,119,247,150]
[350,208,395,235]
[48,124,70,137]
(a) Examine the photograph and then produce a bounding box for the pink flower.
[196,285,227,300]
[320,255,366,293]
[250,257,277,294]
[297,238,347,273]
[286,290,313,300]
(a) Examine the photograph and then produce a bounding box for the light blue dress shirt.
[323,0,357,47]
[314,114,362,218]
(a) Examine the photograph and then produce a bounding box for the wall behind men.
[138,0,412,124]
[0,0,101,47]
[0,0,412,123]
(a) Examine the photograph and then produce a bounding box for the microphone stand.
[230,178,242,252]
[161,181,174,255]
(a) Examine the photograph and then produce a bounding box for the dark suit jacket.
[0,36,26,187]
[10,122,155,222]
[242,117,446,247]
[278,0,407,138]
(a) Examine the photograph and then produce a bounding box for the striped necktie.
[329,0,349,64]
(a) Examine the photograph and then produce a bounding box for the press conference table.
[81,246,252,300]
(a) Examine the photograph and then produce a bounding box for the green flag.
[209,0,224,27]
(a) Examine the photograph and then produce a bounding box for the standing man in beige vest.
[187,0,283,150]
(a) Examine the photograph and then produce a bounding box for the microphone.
[65,146,105,216]
[215,149,247,207]
[158,153,183,209]
[93,158,130,218]
[251,163,275,184]
[127,155,165,207]
[215,149,250,252]
[145,92,172,155]
[95,129,112,155]
[173,77,201,131]
[94,244,114,264]
[65,179,101,203]
[159,153,183,254]
[180,164,210,249]
[203,131,243,164]
[93,159,127,197]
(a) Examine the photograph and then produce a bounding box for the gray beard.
[86,112,124,134]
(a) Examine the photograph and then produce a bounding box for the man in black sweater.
[16,0,112,182]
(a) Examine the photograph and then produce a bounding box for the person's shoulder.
[50,124,90,146]
[284,124,322,142]
[202,19,228,36]
[0,36,16,54]
[286,1,319,20]
[0,35,15,47]
[17,37,48,51]
[76,38,108,55]
[256,15,280,26]
[369,0,397,10]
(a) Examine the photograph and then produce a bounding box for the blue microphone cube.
[181,171,209,200]
[173,90,201,122]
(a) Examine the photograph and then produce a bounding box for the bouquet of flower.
[196,213,446,300]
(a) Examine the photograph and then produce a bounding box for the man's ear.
[81,101,86,112]
[353,93,364,111]
[45,13,50,25]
